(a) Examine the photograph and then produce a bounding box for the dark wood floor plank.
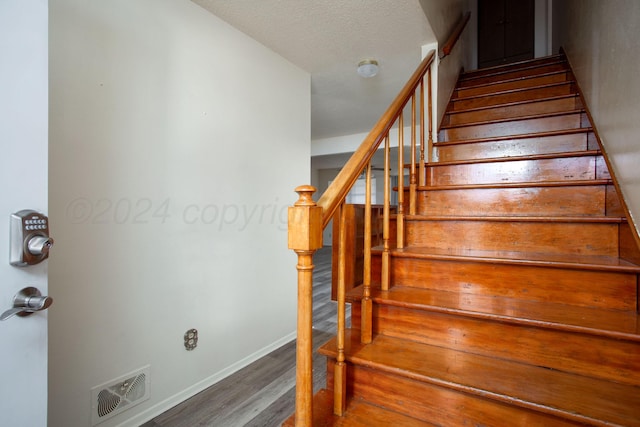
[244,387,296,427]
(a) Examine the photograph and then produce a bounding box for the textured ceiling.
[191,0,436,140]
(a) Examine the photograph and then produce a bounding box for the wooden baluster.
[334,202,347,416]
[287,185,323,426]
[397,114,405,249]
[427,67,433,164]
[381,135,391,291]
[410,93,417,216]
[361,164,373,344]
[419,80,426,187]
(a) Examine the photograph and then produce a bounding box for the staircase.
[287,54,640,426]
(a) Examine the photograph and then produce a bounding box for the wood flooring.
[141,246,341,427]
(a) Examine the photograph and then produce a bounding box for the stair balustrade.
[288,49,436,423]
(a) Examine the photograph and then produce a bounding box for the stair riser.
[350,304,640,386]
[413,186,607,217]
[405,220,619,256]
[427,155,608,186]
[445,96,582,126]
[450,83,576,110]
[461,56,566,80]
[440,112,585,141]
[371,256,637,310]
[325,360,583,427]
[434,132,595,162]
[458,62,570,88]
[455,72,571,98]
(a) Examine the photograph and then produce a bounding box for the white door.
[0,1,49,426]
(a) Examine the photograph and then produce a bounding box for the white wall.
[48,0,310,426]
[419,0,470,128]
[554,0,640,238]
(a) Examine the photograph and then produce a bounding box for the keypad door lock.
[10,210,54,266]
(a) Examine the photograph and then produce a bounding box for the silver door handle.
[1,287,52,321]
[27,235,54,256]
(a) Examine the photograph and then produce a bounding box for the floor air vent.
[91,366,150,425]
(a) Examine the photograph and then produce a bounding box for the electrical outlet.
[184,329,198,350]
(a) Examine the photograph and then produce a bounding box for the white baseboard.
[116,330,297,427]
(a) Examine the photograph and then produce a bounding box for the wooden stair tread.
[433,127,593,147]
[460,54,565,80]
[455,70,572,92]
[319,331,640,427]
[347,285,640,340]
[440,109,585,130]
[446,93,579,116]
[457,62,569,88]
[282,389,433,427]
[405,215,626,224]
[416,179,612,191]
[449,81,576,103]
[426,149,600,167]
[376,246,640,273]
[444,96,584,128]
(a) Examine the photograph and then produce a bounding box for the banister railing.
[440,11,471,59]
[317,50,436,228]
[288,48,436,425]
[288,14,472,426]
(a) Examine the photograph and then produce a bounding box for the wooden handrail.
[317,50,436,228]
[440,11,471,59]
[288,18,474,422]
[289,48,437,425]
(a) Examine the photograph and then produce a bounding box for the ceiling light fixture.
[357,59,379,78]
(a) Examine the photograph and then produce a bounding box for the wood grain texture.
[356,294,640,385]
[344,363,583,427]
[377,253,638,310]
[349,285,639,338]
[460,55,565,80]
[448,81,576,111]
[440,112,583,141]
[445,95,581,126]
[405,217,620,256]
[434,129,591,161]
[320,331,640,426]
[455,71,571,98]
[414,183,606,217]
[331,205,385,300]
[427,154,600,186]
[457,61,569,88]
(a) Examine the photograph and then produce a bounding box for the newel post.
[288,185,323,426]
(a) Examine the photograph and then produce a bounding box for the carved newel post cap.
[293,185,317,206]
[288,185,323,251]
